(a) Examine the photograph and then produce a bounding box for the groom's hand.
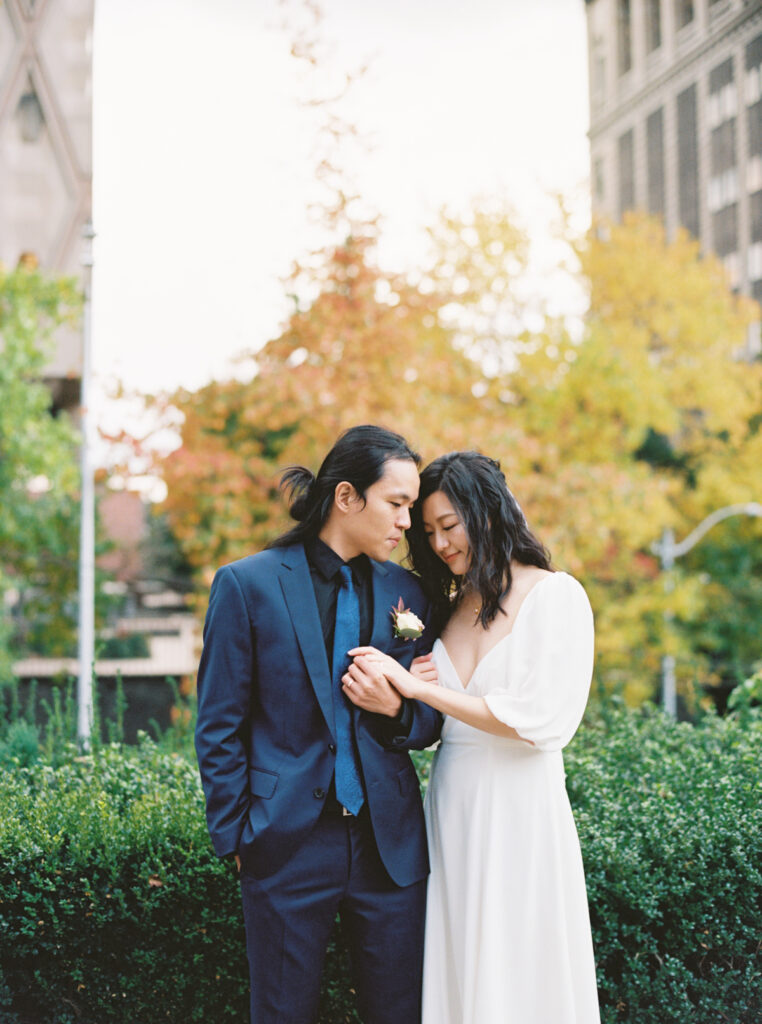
[342,658,403,717]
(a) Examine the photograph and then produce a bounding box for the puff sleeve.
[483,573,594,752]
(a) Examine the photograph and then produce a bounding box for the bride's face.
[421,490,471,575]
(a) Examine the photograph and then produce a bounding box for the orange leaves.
[153,232,490,585]
[139,201,761,705]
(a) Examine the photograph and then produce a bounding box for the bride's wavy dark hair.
[406,451,552,629]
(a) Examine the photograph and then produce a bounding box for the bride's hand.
[347,646,422,700]
[410,653,438,685]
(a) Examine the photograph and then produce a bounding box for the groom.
[195,425,441,1024]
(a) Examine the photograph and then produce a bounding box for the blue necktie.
[331,565,365,814]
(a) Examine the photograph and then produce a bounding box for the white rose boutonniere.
[390,597,425,641]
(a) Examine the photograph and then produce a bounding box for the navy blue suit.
[195,542,441,1022]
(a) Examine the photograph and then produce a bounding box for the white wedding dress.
[422,572,600,1024]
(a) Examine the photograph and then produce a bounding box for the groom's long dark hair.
[267,425,421,549]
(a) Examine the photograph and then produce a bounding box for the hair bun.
[280,466,316,522]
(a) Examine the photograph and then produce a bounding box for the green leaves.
[2,710,760,1022]
[0,264,83,677]
[566,705,762,1022]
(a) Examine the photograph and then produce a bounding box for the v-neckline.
[437,572,559,691]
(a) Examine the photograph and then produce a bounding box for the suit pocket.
[249,766,278,799]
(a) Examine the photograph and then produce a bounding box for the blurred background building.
[0,0,93,413]
[584,0,762,353]
[1,0,197,732]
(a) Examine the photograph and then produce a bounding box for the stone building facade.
[585,0,762,349]
[0,0,94,409]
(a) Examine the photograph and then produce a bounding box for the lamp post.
[653,502,762,716]
[77,220,95,747]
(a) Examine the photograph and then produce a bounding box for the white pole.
[659,527,677,717]
[655,504,762,716]
[77,221,95,747]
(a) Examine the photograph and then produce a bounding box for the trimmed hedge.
[1,706,760,1023]
[569,702,762,1023]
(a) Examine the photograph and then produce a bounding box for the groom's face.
[341,458,420,562]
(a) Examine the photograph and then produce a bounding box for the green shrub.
[0,735,358,1024]
[566,702,762,1023]
[98,633,151,660]
[1,706,760,1023]
[0,718,41,768]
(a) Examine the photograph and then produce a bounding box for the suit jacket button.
[328,743,336,754]
[313,788,325,799]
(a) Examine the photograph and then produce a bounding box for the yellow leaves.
[580,213,760,456]
[138,203,761,707]
[154,233,492,583]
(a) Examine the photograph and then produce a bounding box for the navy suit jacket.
[195,542,442,885]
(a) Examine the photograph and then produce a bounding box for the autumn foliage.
[159,229,503,585]
[151,208,760,705]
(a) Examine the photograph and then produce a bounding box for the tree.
[0,263,83,677]
[150,209,761,705]
[496,214,762,702]
[158,229,499,591]
[138,0,761,706]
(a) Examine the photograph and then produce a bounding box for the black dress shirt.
[304,536,412,736]
[304,536,373,656]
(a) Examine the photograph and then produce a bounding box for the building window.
[745,34,762,74]
[710,58,734,95]
[747,241,762,282]
[747,65,762,107]
[646,0,662,53]
[746,35,762,106]
[618,129,635,218]
[749,100,762,160]
[747,36,762,199]
[707,59,738,219]
[712,204,738,258]
[708,169,739,213]
[749,244,762,284]
[751,191,762,244]
[618,0,632,76]
[677,84,700,237]
[708,84,737,129]
[711,120,737,175]
[647,108,665,217]
[750,155,762,194]
[675,0,694,30]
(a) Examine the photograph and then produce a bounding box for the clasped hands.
[341,648,438,716]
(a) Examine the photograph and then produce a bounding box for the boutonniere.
[390,597,425,641]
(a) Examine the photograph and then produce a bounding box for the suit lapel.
[278,544,336,739]
[369,560,395,652]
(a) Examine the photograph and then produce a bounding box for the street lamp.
[652,503,762,716]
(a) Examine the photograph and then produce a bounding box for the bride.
[346,451,600,1024]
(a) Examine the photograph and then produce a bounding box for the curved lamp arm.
[653,502,762,716]
[671,503,762,560]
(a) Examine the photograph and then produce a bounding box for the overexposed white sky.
[92,0,590,393]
